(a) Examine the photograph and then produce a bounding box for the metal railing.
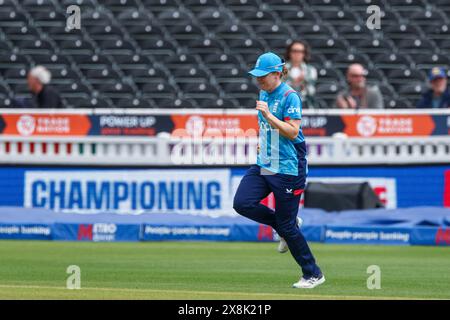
[1,134,449,165]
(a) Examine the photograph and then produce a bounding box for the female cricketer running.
[233,52,325,289]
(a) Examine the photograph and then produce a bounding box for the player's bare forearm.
[255,100,300,140]
[265,114,300,140]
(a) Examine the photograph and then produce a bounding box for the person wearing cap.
[417,67,450,108]
[233,52,325,289]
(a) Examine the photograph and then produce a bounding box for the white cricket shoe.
[292,274,326,289]
[277,217,303,253]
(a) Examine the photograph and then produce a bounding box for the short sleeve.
[283,92,302,121]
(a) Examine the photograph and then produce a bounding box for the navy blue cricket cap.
[248,52,285,77]
[429,67,447,81]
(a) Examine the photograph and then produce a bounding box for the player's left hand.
[256,100,270,118]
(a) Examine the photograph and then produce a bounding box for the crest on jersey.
[272,100,280,113]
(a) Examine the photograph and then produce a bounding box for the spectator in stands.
[27,66,62,108]
[285,40,317,109]
[335,64,384,109]
[13,66,62,108]
[417,67,450,108]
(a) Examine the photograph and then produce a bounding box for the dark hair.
[285,40,311,63]
[281,65,288,80]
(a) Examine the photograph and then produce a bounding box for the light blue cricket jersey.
[256,82,307,176]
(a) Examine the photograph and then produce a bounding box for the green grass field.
[0,240,449,300]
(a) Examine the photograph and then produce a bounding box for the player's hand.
[347,96,357,109]
[256,100,270,118]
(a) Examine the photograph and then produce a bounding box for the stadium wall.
[0,165,448,211]
[0,209,449,246]
[0,165,448,246]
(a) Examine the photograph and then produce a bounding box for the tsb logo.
[435,227,450,245]
[94,223,117,234]
[77,224,93,241]
[77,223,117,241]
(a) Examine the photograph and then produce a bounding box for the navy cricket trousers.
[233,148,321,278]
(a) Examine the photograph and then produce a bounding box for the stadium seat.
[274,7,319,26]
[196,97,239,108]
[113,98,153,109]
[373,53,413,70]
[220,82,259,99]
[16,39,55,55]
[354,39,395,55]
[101,0,141,14]
[197,8,235,29]
[411,54,450,70]
[137,38,178,57]
[184,0,221,14]
[54,82,92,96]
[123,65,168,87]
[172,67,210,82]
[227,38,266,56]
[214,23,253,40]
[185,39,225,57]
[253,24,294,40]
[211,67,248,82]
[179,82,221,98]
[98,39,136,55]
[315,82,340,103]
[168,24,206,47]
[84,68,122,84]
[318,68,345,83]
[141,82,178,99]
[384,24,423,40]
[66,96,114,109]
[384,97,413,109]
[233,10,279,28]
[28,53,71,67]
[387,69,427,85]
[408,9,448,27]
[0,10,28,27]
[141,0,180,13]
[125,23,166,40]
[233,97,255,108]
[85,25,125,41]
[397,82,426,100]
[307,0,346,9]
[335,25,373,41]
[316,9,360,26]
[202,53,242,68]
[223,0,260,10]
[59,39,97,56]
[331,52,371,70]
[29,11,66,28]
[0,0,445,109]
[377,83,397,98]
[152,97,198,108]
[47,67,81,84]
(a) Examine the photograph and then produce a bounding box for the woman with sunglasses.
[233,52,325,289]
[285,40,318,109]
